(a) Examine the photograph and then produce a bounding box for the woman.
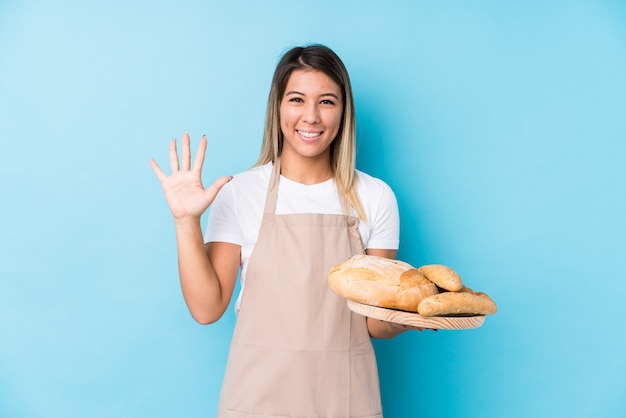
[151,44,408,417]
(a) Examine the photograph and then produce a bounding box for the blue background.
[1,1,625,417]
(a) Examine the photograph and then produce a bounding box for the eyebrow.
[285,90,340,100]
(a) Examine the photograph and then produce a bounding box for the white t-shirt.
[204,162,400,314]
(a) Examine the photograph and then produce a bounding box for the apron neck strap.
[264,158,281,215]
[264,157,355,217]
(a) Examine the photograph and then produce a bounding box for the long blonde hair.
[256,44,365,219]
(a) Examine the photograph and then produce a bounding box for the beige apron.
[217,159,382,418]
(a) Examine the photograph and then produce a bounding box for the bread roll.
[417,291,497,317]
[417,264,464,292]
[328,255,438,312]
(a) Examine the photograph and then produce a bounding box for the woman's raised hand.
[150,132,231,221]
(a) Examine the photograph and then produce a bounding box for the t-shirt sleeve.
[204,181,243,245]
[366,181,400,250]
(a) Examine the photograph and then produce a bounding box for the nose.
[302,102,321,124]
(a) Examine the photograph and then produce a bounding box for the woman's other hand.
[150,132,231,221]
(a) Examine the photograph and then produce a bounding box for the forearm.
[367,317,410,339]
[174,218,227,324]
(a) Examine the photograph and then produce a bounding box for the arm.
[150,133,239,324]
[175,220,240,324]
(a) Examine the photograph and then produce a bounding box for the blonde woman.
[151,44,405,417]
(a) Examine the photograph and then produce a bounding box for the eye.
[320,99,336,105]
[288,97,304,103]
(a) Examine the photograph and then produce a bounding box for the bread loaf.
[417,291,498,316]
[328,255,438,312]
[417,264,464,292]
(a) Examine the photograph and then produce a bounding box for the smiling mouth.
[297,130,323,139]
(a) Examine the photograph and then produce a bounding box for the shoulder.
[354,170,399,221]
[353,170,400,249]
[206,163,271,241]
[355,170,396,198]
[230,162,272,184]
[222,162,272,210]
[223,162,272,195]
[210,163,271,212]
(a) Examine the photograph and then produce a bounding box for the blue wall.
[1,1,625,417]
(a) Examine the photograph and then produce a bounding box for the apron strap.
[263,158,281,215]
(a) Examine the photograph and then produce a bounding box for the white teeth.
[298,130,322,138]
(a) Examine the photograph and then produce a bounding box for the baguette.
[417,291,497,317]
[417,264,464,292]
[328,255,438,312]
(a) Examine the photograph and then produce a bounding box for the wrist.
[173,216,202,229]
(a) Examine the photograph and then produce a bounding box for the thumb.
[203,175,233,204]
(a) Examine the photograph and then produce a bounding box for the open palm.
[150,133,230,221]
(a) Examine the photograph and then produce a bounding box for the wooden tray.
[347,300,485,330]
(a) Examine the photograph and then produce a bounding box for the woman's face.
[279,69,343,164]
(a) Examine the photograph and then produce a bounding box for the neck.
[279,154,333,185]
